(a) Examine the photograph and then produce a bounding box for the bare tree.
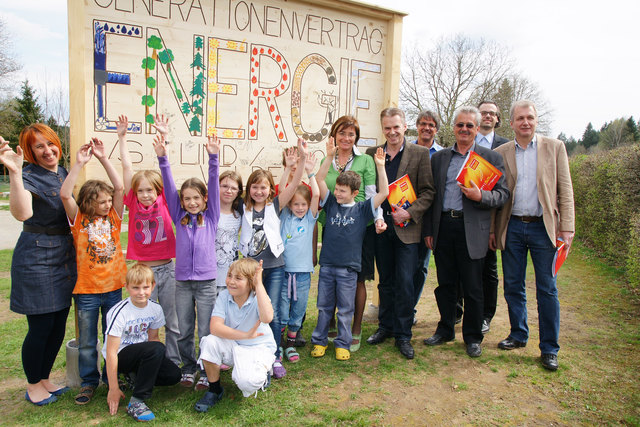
[598,118,632,150]
[401,34,514,144]
[492,75,552,140]
[37,73,71,168]
[400,34,551,145]
[0,18,21,95]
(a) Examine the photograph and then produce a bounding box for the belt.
[511,215,543,223]
[23,224,71,235]
[442,210,464,219]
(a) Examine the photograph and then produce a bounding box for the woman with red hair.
[0,124,76,406]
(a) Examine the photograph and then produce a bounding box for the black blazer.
[424,145,509,259]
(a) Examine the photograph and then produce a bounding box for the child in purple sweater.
[153,131,220,391]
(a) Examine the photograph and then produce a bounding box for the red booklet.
[387,174,416,228]
[552,238,569,277]
[456,151,502,191]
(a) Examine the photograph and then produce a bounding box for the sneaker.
[127,400,156,422]
[294,330,306,347]
[195,375,209,391]
[180,372,195,387]
[263,372,271,390]
[220,364,231,371]
[272,359,287,379]
[194,389,224,413]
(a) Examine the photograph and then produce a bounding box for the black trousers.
[23,307,70,384]
[433,215,484,344]
[116,341,181,400]
[456,248,499,321]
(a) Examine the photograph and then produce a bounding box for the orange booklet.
[552,238,569,277]
[387,174,416,228]
[456,151,502,191]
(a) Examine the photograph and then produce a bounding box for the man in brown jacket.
[491,100,575,371]
[365,108,435,359]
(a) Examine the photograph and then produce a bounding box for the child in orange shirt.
[61,138,127,405]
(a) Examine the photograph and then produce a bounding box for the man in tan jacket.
[491,100,575,371]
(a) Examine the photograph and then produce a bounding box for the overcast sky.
[1,0,638,139]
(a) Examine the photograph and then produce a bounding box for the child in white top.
[103,264,180,422]
[215,170,243,292]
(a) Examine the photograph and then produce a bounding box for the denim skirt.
[10,231,77,315]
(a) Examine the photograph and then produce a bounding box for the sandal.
[351,333,362,352]
[336,347,351,361]
[311,344,327,358]
[74,385,96,405]
[284,345,300,363]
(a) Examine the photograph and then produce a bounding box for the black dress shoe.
[541,354,558,371]
[481,319,491,334]
[367,329,392,345]
[423,334,454,346]
[466,342,482,358]
[497,337,527,350]
[395,340,414,359]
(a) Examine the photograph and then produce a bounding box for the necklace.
[334,152,354,173]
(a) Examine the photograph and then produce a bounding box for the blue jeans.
[262,266,285,358]
[502,218,560,355]
[76,289,122,387]
[279,272,311,333]
[412,241,432,314]
[375,225,418,340]
[175,279,217,375]
[312,266,357,349]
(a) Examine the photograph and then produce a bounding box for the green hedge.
[570,144,640,288]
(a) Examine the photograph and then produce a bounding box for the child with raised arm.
[116,115,180,367]
[279,153,320,362]
[195,258,275,412]
[103,264,181,422]
[153,130,220,391]
[238,138,307,379]
[310,139,389,361]
[60,138,127,405]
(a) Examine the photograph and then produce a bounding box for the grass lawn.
[0,242,638,425]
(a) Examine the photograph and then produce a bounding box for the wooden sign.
[68,0,405,184]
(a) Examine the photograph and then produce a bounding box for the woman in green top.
[318,115,383,351]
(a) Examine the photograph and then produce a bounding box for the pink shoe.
[220,364,231,371]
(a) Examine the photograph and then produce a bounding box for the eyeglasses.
[455,123,476,129]
[480,111,497,117]
[220,184,239,192]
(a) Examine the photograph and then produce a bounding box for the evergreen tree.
[14,80,44,136]
[579,122,599,149]
[625,116,639,142]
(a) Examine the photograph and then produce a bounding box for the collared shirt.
[330,144,362,171]
[442,142,476,212]
[381,140,405,214]
[475,131,495,150]
[212,289,276,351]
[412,139,443,158]
[512,136,544,216]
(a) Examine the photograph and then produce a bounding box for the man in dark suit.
[475,100,509,334]
[423,106,509,357]
[365,107,435,359]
